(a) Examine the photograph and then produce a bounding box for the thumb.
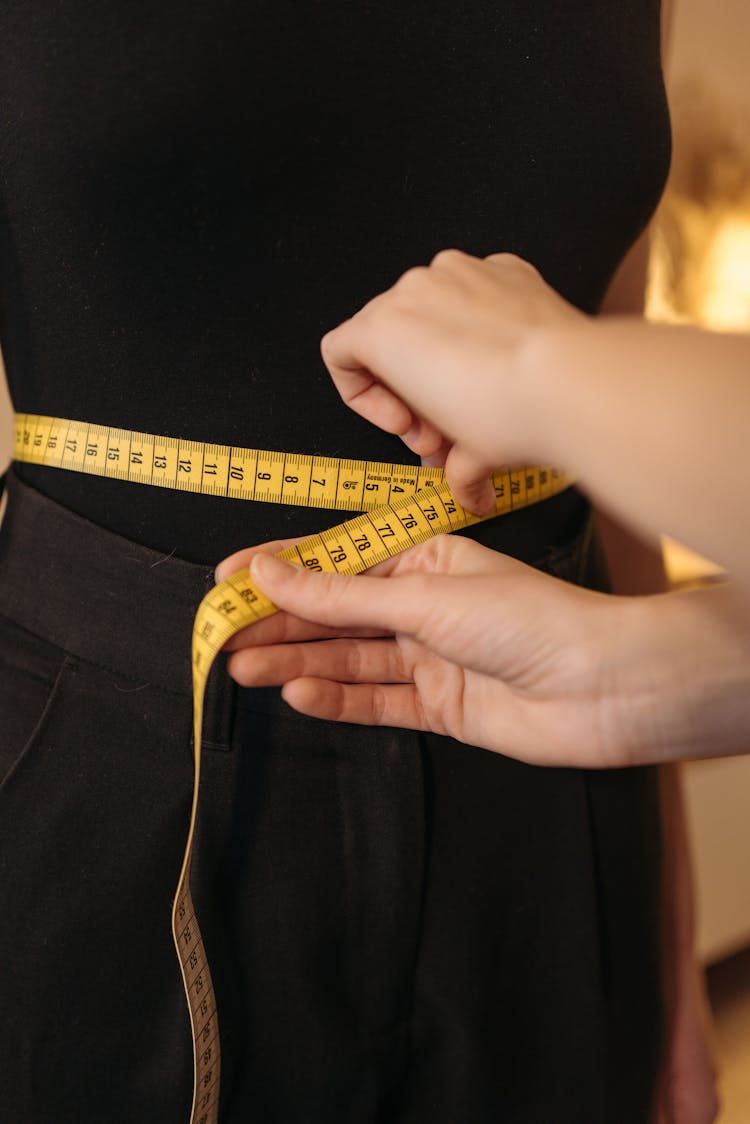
[249,552,427,635]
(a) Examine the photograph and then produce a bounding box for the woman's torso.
[0,0,670,562]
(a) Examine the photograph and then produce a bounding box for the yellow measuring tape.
[14,413,572,1124]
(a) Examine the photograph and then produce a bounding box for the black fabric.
[0,0,670,563]
[0,474,662,1123]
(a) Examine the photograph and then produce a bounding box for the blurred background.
[0,0,749,1118]
[650,4,750,1120]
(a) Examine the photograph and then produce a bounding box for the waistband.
[0,470,220,700]
[0,469,600,705]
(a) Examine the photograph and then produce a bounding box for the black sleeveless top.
[0,1,670,564]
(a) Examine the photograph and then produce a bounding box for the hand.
[218,535,750,768]
[320,249,583,513]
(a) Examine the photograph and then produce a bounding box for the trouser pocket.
[0,640,196,1124]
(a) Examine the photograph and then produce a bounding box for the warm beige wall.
[669,0,750,109]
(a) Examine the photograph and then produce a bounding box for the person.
[217,249,750,769]
[0,2,715,1122]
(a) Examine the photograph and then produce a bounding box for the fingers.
[228,636,411,688]
[443,444,497,515]
[332,363,416,436]
[419,438,450,468]
[484,251,540,276]
[247,552,418,634]
[320,252,521,481]
[320,332,445,456]
[399,414,447,458]
[217,536,386,650]
[281,678,431,732]
[321,280,456,458]
[218,534,400,650]
[221,534,521,667]
[319,341,445,461]
[215,535,302,583]
[374,532,508,579]
[245,547,500,644]
[320,295,410,421]
[318,290,387,385]
[224,614,387,651]
[243,542,534,659]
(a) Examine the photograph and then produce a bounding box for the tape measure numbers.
[13,413,566,513]
[14,413,573,1124]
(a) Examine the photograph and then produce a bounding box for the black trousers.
[0,472,662,1123]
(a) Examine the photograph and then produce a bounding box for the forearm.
[527,319,750,590]
[616,582,750,763]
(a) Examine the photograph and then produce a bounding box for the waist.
[13,460,590,570]
[0,468,602,725]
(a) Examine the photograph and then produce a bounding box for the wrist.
[514,325,583,468]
